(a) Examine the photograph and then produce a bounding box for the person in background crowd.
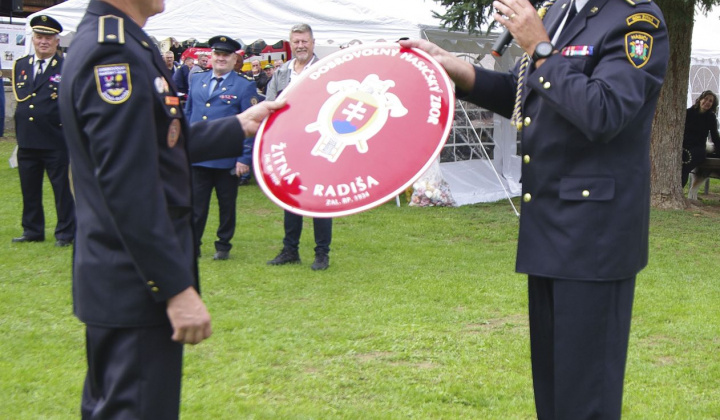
[263,62,275,80]
[273,59,283,69]
[244,58,269,94]
[11,15,75,247]
[233,50,245,73]
[681,90,720,187]
[169,37,185,62]
[266,23,332,271]
[189,53,209,77]
[185,35,260,261]
[173,55,195,98]
[163,50,177,75]
[400,0,669,418]
[59,0,284,417]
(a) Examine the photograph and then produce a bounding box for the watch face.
[536,42,553,58]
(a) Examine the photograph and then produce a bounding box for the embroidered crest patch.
[95,64,132,104]
[625,31,653,69]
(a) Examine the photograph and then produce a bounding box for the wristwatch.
[532,41,555,62]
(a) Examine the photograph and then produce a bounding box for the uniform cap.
[30,15,63,35]
[208,35,241,53]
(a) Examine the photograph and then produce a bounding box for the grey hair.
[289,23,313,39]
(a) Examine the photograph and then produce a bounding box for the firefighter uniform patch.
[625,31,653,69]
[95,64,132,104]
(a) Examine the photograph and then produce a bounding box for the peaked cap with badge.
[208,35,241,53]
[30,14,63,35]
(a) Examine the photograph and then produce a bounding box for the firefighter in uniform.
[58,0,283,418]
[185,35,260,261]
[401,0,669,418]
[12,15,75,247]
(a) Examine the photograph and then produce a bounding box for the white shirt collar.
[575,0,589,12]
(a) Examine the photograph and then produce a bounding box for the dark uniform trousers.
[283,210,332,255]
[192,166,238,253]
[17,147,75,241]
[82,325,183,420]
[528,275,635,420]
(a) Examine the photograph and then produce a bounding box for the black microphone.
[491,0,542,57]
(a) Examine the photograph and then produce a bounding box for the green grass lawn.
[0,138,718,419]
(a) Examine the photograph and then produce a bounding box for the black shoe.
[55,239,73,247]
[267,249,301,265]
[311,253,329,271]
[12,235,44,243]
[213,250,229,260]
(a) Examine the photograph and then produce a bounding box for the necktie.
[34,59,45,86]
[511,0,557,131]
[211,77,223,94]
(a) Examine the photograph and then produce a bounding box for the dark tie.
[34,59,45,86]
[565,0,577,27]
[565,0,577,26]
[211,77,223,94]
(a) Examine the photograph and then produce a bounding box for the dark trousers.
[681,146,707,187]
[17,147,75,241]
[192,166,238,252]
[283,210,332,254]
[528,275,636,420]
[82,324,184,420]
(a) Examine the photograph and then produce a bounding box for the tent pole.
[455,99,520,217]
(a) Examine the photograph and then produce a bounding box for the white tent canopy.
[28,0,446,47]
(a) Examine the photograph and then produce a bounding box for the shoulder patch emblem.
[95,64,132,104]
[626,32,653,69]
[251,97,258,105]
[627,13,660,28]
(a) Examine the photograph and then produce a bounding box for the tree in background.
[432,0,720,209]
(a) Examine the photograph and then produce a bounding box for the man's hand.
[166,286,212,345]
[397,39,476,92]
[236,162,250,176]
[237,99,287,138]
[492,0,551,57]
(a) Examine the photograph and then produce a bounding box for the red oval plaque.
[253,43,455,217]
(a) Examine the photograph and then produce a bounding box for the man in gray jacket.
[265,23,333,271]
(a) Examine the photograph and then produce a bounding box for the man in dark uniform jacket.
[12,15,75,247]
[402,0,669,418]
[59,1,283,418]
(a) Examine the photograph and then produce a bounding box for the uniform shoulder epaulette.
[98,15,125,44]
[625,0,652,6]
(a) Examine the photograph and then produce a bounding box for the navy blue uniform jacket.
[60,0,246,327]
[463,0,669,281]
[13,53,65,149]
[185,69,259,168]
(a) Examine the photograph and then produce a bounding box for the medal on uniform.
[253,43,454,217]
[167,119,181,148]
